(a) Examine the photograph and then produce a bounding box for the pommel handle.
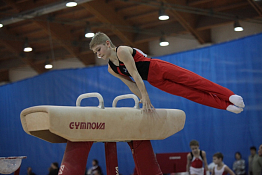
[76,93,104,109]
[112,94,140,109]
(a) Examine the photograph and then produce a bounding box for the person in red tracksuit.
[89,32,245,114]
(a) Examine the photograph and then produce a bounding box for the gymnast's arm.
[108,65,142,99]
[186,153,191,174]
[202,151,209,171]
[225,166,235,175]
[115,46,154,112]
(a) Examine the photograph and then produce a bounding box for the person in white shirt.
[212,152,235,175]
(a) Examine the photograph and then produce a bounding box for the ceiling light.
[159,9,169,21]
[23,38,33,52]
[0,23,3,28]
[85,32,94,38]
[234,20,243,32]
[45,62,53,69]
[66,1,77,7]
[24,47,33,52]
[84,26,94,38]
[159,37,169,46]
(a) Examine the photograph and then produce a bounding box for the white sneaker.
[226,105,243,114]
[229,95,245,108]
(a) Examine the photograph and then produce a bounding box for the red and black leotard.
[190,151,204,168]
[108,47,151,80]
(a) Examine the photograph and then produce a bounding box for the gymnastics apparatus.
[20,93,186,175]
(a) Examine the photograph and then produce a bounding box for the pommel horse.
[20,93,186,175]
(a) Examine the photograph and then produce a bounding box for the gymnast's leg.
[148,59,244,112]
[150,80,243,113]
[128,140,162,175]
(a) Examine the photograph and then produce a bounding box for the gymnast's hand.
[140,95,155,114]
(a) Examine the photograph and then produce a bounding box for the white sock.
[229,95,245,108]
[226,105,243,114]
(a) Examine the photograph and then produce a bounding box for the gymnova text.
[69,122,105,130]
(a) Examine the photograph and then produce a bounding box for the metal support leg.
[105,142,119,175]
[59,141,93,175]
[128,140,163,175]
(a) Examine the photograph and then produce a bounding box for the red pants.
[147,59,234,110]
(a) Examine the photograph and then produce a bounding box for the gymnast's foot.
[229,95,245,108]
[226,105,243,114]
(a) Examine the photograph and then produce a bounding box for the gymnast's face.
[92,41,111,60]
[190,145,199,154]
[213,157,221,165]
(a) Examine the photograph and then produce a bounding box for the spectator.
[93,170,101,175]
[212,152,235,175]
[209,160,224,175]
[87,159,103,175]
[27,167,36,175]
[186,140,209,175]
[48,162,59,175]
[258,145,262,157]
[248,146,262,175]
[233,152,245,175]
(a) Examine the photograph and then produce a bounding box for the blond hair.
[89,32,115,50]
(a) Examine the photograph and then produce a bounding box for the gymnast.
[89,32,245,114]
